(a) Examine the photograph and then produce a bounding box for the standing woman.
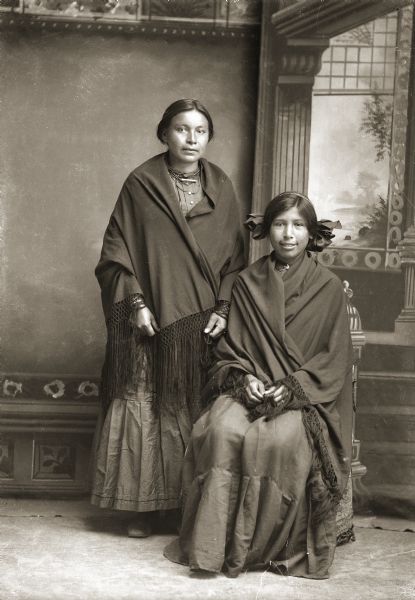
[91,99,245,537]
[165,192,353,579]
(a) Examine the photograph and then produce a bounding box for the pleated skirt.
[91,384,192,512]
[164,395,337,579]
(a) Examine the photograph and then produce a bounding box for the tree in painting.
[355,94,392,246]
[360,93,393,162]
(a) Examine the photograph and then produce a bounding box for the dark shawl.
[96,152,244,415]
[204,251,353,520]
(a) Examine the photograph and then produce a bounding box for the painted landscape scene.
[309,94,391,250]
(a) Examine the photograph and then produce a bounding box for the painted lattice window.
[314,14,398,94]
[309,8,411,271]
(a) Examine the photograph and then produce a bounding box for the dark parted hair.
[258,191,322,251]
[156,98,214,143]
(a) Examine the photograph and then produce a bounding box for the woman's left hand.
[263,384,289,407]
[204,313,227,339]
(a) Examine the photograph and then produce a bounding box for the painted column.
[272,39,328,195]
[250,34,328,261]
[396,226,415,341]
[396,6,415,343]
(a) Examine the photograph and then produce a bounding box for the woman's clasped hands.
[244,374,289,408]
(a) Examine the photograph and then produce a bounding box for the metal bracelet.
[214,300,231,319]
[130,294,146,310]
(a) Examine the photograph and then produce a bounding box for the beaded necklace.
[275,262,290,273]
[272,251,290,274]
[167,164,203,216]
[167,165,201,186]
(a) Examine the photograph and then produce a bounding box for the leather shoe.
[127,516,153,538]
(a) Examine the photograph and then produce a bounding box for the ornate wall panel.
[0,0,261,35]
[0,374,99,495]
[0,440,14,479]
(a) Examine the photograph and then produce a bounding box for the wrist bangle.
[130,294,146,310]
[214,299,231,319]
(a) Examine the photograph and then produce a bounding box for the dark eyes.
[175,127,206,134]
[273,222,305,227]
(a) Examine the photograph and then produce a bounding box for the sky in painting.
[309,94,390,248]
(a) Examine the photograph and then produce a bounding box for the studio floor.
[0,499,414,600]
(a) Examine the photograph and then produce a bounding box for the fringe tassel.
[100,300,213,418]
[150,310,213,415]
[278,375,344,522]
[302,405,343,524]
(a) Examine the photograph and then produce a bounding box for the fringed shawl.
[203,251,353,519]
[96,153,244,416]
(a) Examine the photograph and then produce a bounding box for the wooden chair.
[336,281,367,545]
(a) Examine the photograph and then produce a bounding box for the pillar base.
[394,316,415,344]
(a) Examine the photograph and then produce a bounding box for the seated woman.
[164,191,353,579]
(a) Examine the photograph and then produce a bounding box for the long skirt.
[91,383,192,512]
[164,395,338,579]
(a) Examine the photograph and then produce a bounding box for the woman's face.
[268,207,311,264]
[162,109,209,171]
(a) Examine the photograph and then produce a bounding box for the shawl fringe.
[217,369,247,405]
[101,298,213,416]
[283,375,343,524]
[302,405,343,524]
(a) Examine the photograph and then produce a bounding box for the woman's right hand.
[129,307,160,337]
[244,374,265,406]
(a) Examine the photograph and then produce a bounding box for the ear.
[161,130,167,144]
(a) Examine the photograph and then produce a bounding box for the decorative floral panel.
[32,442,76,479]
[11,0,142,21]
[1,374,99,401]
[218,0,260,24]
[145,0,215,20]
[309,6,413,271]
[0,440,14,479]
[0,0,261,25]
